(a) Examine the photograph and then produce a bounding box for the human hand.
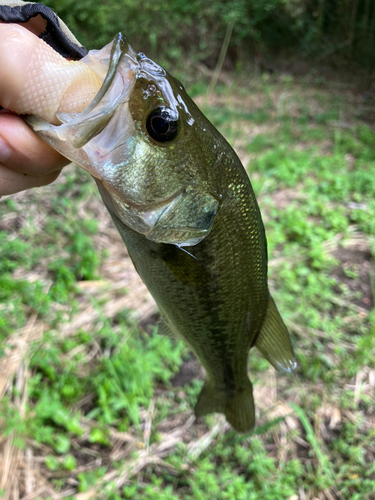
[0,23,100,197]
[0,111,68,196]
[0,22,70,197]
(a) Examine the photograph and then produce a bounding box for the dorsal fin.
[255,296,296,372]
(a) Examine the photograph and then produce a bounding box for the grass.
[0,73,375,499]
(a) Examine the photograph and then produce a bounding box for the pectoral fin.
[255,296,296,372]
[157,244,217,289]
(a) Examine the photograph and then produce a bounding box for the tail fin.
[194,379,255,433]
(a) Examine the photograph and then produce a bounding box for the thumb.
[0,24,101,124]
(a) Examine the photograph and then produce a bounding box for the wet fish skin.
[27,34,296,432]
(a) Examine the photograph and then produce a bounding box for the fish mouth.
[57,34,138,149]
[25,33,139,179]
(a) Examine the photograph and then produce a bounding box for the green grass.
[1,76,375,499]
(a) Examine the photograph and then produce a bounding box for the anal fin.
[255,296,296,372]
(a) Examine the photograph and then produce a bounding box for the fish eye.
[146,107,179,143]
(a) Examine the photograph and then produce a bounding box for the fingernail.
[0,137,12,163]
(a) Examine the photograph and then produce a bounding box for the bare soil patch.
[332,245,374,311]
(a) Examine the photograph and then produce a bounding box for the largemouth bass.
[23,33,296,433]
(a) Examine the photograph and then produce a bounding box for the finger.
[0,164,61,196]
[0,113,69,176]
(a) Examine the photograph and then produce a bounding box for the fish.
[25,33,296,433]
